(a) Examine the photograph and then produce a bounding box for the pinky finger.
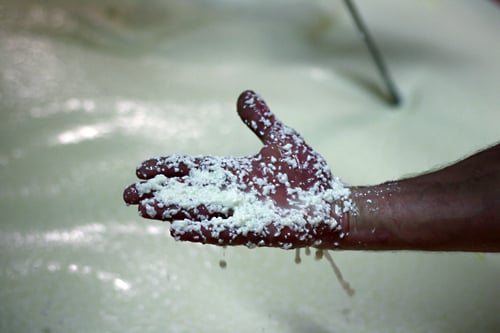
[170,220,246,246]
[170,220,316,249]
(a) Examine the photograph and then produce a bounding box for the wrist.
[340,177,500,251]
[341,183,401,250]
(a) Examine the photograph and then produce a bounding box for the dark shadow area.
[273,309,340,333]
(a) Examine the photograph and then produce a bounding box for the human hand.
[123,90,354,249]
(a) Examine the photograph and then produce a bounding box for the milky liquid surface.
[1,1,499,332]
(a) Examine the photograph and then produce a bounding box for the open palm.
[123,90,353,249]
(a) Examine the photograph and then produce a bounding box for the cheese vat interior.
[1,1,499,332]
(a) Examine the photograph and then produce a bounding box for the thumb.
[237,90,288,145]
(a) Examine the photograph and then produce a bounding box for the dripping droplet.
[323,250,355,296]
[219,246,227,269]
[315,249,324,260]
[294,248,301,264]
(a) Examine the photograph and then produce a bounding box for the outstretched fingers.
[237,90,300,146]
[125,156,203,205]
[124,154,246,220]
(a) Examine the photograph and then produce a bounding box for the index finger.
[136,155,198,179]
[137,155,247,179]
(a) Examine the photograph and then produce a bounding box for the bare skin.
[346,144,500,251]
[123,90,500,252]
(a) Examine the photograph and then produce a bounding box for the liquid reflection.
[46,261,132,292]
[0,223,170,248]
[57,124,107,145]
[49,98,207,145]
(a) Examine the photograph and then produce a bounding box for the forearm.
[336,144,500,252]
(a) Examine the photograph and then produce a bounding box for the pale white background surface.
[1,0,499,332]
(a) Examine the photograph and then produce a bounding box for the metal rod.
[342,0,402,106]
